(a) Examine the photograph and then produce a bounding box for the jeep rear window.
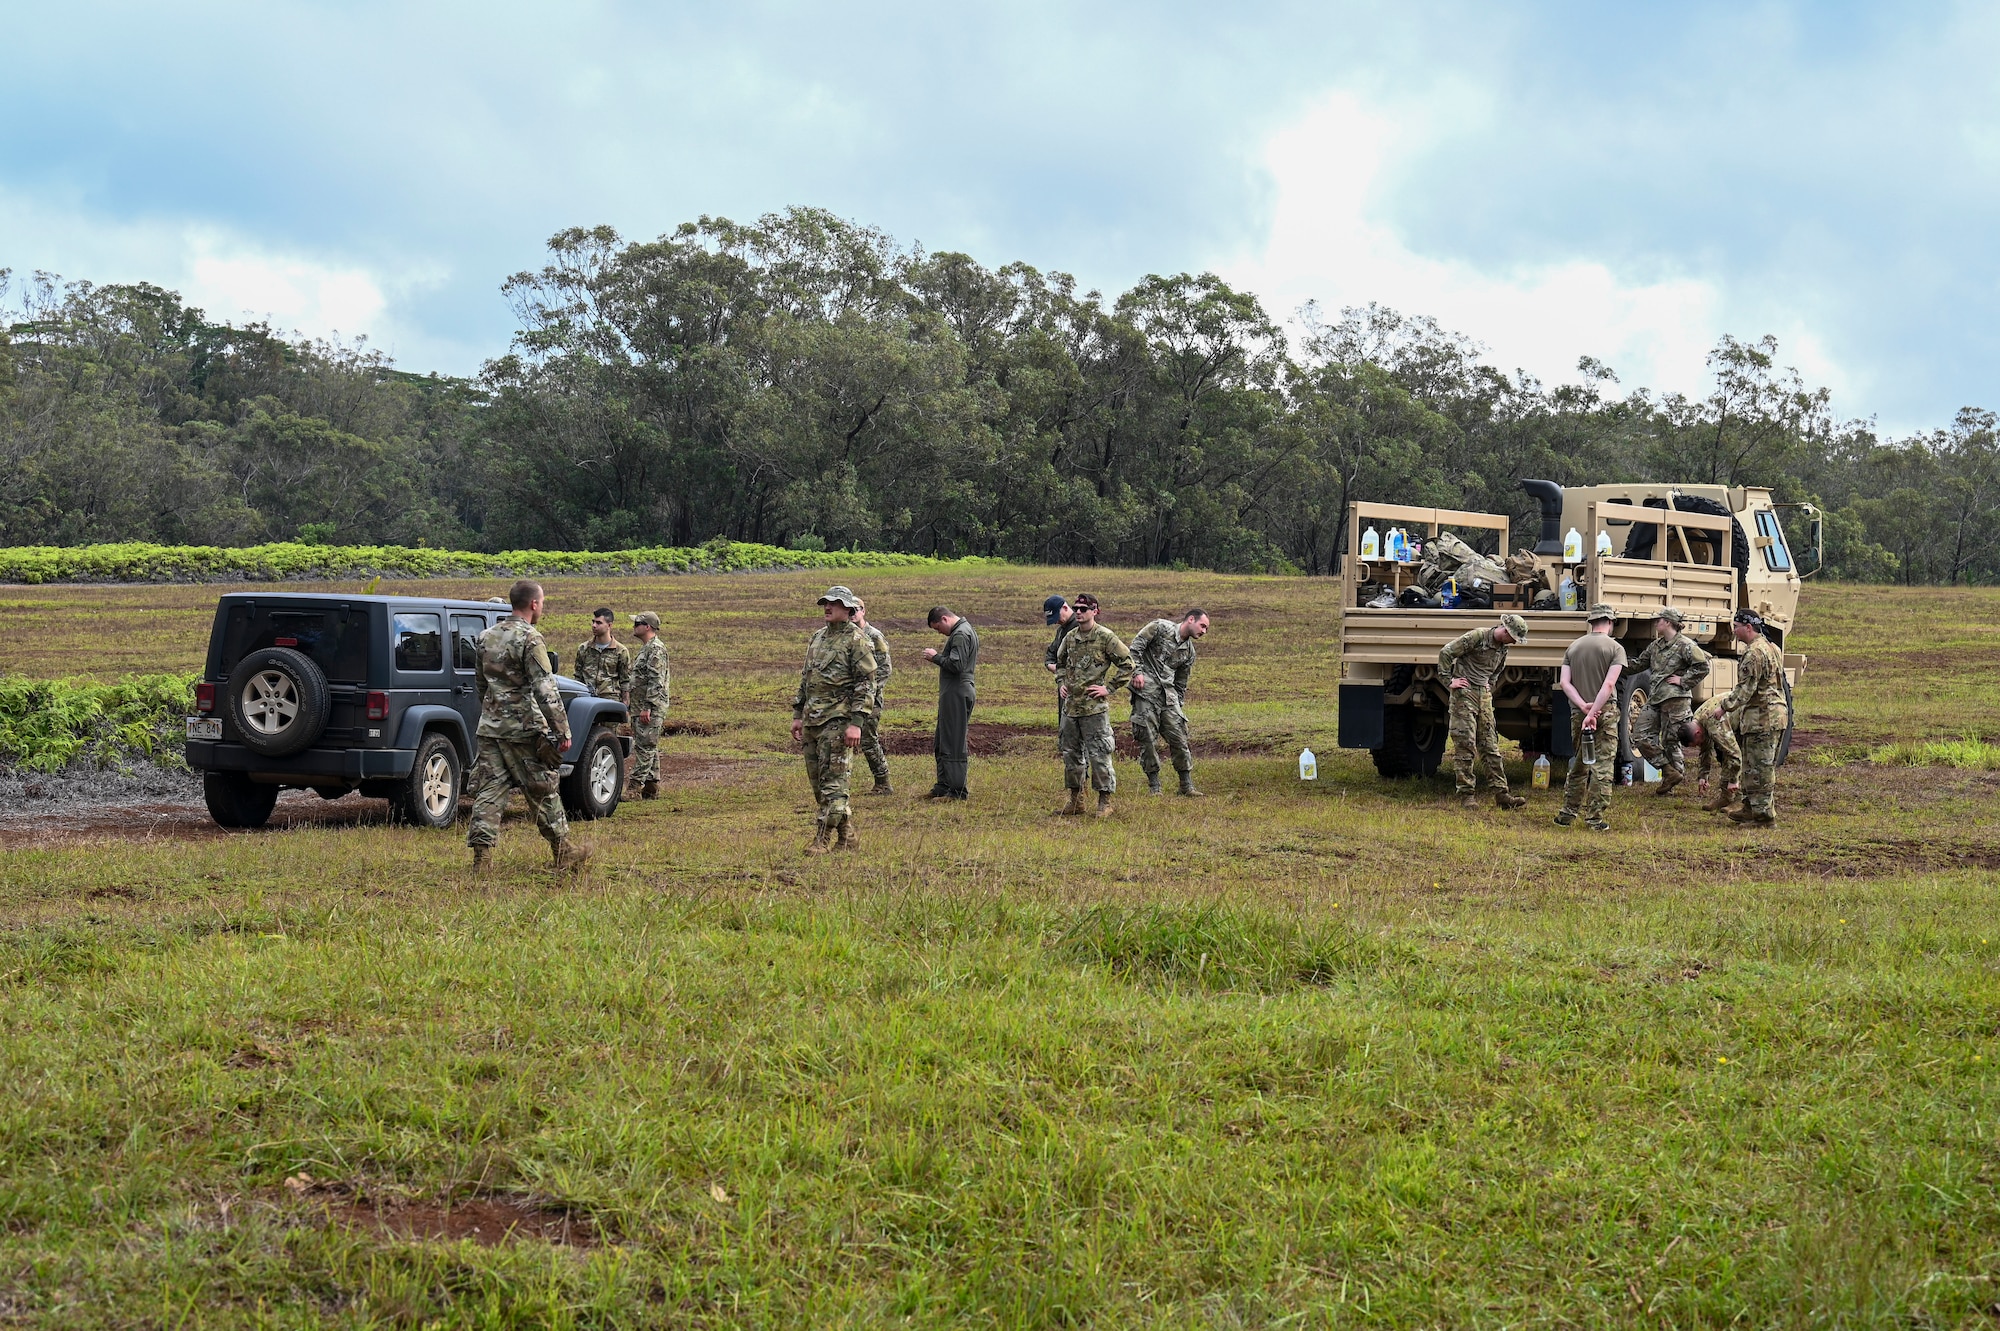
[394,613,445,672]
[220,605,371,681]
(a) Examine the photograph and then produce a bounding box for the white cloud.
[1227,89,1757,399]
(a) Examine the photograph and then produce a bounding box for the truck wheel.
[560,725,623,820]
[388,731,463,829]
[204,771,279,829]
[1372,703,1447,778]
[225,647,331,758]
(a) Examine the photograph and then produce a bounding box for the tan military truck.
[1336,480,1814,778]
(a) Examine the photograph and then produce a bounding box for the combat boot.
[806,824,833,854]
[1702,789,1732,813]
[1552,808,1577,827]
[1055,788,1085,817]
[1459,793,1481,810]
[642,780,659,800]
[1654,770,1682,797]
[1177,770,1202,798]
[835,817,860,851]
[1495,791,1526,810]
[865,780,894,796]
[1147,771,1164,795]
[552,838,592,877]
[1585,818,1612,832]
[1094,791,1115,819]
[471,845,492,872]
[1727,808,1776,826]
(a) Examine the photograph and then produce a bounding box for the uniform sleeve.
[1631,640,1658,675]
[1173,646,1193,698]
[1438,629,1478,675]
[473,632,491,705]
[792,659,810,717]
[846,637,878,724]
[1101,632,1134,694]
[1721,645,1764,713]
[615,645,633,701]
[524,634,569,740]
[1046,630,1063,668]
[1680,641,1710,688]
[935,626,971,676]
[873,630,892,685]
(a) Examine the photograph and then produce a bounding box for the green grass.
[1870,736,2000,769]
[2,574,1998,1325]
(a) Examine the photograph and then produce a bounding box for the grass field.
[2,573,1998,1327]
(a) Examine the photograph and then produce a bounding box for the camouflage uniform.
[1692,695,1742,791]
[629,631,670,786]
[468,617,571,850]
[573,638,633,703]
[857,622,892,786]
[792,615,878,835]
[1561,709,1618,820]
[1723,632,1789,820]
[1128,618,1197,784]
[1438,626,1511,796]
[1629,630,1710,777]
[1055,622,1133,793]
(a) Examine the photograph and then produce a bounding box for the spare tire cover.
[227,646,332,757]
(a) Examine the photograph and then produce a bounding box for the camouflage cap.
[1072,592,1101,612]
[629,611,661,630]
[1656,607,1685,627]
[1499,612,1529,642]
[817,586,862,610]
[1733,607,1765,628]
[1586,602,1616,622]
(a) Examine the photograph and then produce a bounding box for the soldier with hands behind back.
[1629,607,1710,796]
[627,612,669,800]
[1052,593,1133,818]
[1439,613,1530,810]
[1722,609,1788,826]
[1553,604,1626,831]
[1128,608,1209,796]
[467,580,590,876]
[790,587,878,853]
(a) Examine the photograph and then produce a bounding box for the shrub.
[0,673,197,771]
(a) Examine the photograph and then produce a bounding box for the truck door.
[450,614,487,754]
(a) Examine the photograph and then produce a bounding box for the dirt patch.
[285,1174,593,1247]
[661,719,724,737]
[877,721,1274,758]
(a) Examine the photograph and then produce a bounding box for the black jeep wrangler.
[185,593,629,830]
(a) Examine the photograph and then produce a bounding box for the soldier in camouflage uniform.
[1628,607,1710,796]
[1438,613,1530,810]
[1722,609,1788,826]
[790,587,879,852]
[627,611,670,800]
[1679,695,1742,814]
[574,608,633,705]
[1053,593,1133,818]
[853,600,894,795]
[1128,608,1209,796]
[467,580,589,875]
[1553,604,1627,831]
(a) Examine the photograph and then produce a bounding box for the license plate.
[186,717,222,741]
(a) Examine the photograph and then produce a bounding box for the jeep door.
[391,608,452,741]
[449,613,489,755]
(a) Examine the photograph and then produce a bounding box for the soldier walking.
[1553,603,1627,831]
[1438,613,1530,810]
[920,606,978,800]
[790,586,879,853]
[467,580,589,875]
[1678,696,1742,814]
[1629,607,1710,796]
[853,599,894,796]
[627,612,670,800]
[1043,595,1074,729]
[1721,609,1788,827]
[1128,608,1209,796]
[1052,593,1133,818]
[574,607,633,705]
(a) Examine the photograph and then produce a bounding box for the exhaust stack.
[1520,479,1565,556]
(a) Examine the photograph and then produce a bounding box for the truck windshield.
[1755,511,1793,571]
[220,604,371,681]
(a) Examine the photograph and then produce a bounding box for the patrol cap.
[1585,602,1616,623]
[1499,612,1529,643]
[1733,608,1765,628]
[1042,594,1068,625]
[817,586,862,610]
[1072,592,1101,612]
[630,611,661,630]
[1656,607,1685,627]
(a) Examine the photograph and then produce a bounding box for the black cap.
[1733,608,1764,627]
[1042,594,1067,625]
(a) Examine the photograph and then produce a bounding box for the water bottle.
[1360,526,1380,559]
[1389,528,1409,562]
[1299,747,1318,780]
[1560,572,1579,611]
[1438,576,1459,609]
[1532,753,1551,789]
[1563,526,1584,563]
[1597,529,1614,557]
[1580,726,1598,765]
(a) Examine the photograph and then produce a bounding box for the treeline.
[4,208,1996,581]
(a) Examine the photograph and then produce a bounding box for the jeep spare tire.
[227,647,331,757]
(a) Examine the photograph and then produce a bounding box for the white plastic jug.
[1360,526,1380,559]
[1560,572,1579,611]
[1563,526,1584,563]
[1597,529,1614,557]
[1532,754,1551,789]
[1299,747,1318,780]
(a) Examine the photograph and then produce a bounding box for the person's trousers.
[467,738,569,848]
[1130,691,1193,778]
[1059,711,1116,793]
[859,706,890,784]
[1633,695,1692,775]
[1560,711,1616,819]
[1448,687,1509,795]
[630,715,662,784]
[934,688,974,794]
[802,722,855,830]
[1739,727,1780,817]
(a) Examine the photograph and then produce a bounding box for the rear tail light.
[366,691,390,721]
[194,682,216,715]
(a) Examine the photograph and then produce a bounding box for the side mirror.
[546,650,561,675]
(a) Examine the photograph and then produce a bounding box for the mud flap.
[1338,684,1384,749]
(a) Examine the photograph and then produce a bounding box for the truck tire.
[204,771,278,829]
[388,731,463,830]
[225,647,331,758]
[559,725,623,820]
[1372,703,1447,779]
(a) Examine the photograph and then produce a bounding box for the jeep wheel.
[1372,703,1447,778]
[389,732,463,829]
[204,771,279,829]
[226,647,331,758]
[560,725,623,821]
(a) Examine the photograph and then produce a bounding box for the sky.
[3,0,1994,431]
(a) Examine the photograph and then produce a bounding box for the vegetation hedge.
[0,673,197,771]
[0,540,998,585]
